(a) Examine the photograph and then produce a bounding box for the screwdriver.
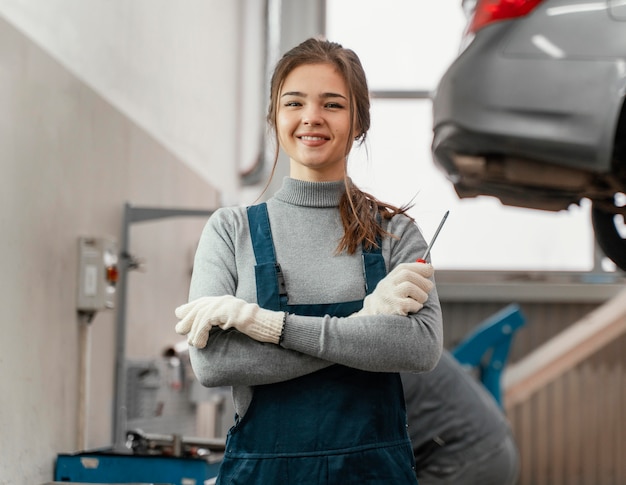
[417,210,449,263]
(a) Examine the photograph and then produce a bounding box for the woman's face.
[277,63,356,182]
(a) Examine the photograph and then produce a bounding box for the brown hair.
[267,37,412,254]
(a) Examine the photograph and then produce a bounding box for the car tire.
[591,204,626,272]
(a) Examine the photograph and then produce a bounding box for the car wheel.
[591,202,626,272]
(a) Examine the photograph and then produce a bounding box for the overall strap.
[246,203,284,311]
[362,239,386,295]
[362,214,387,295]
[247,203,277,266]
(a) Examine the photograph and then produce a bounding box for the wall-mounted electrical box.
[77,237,119,312]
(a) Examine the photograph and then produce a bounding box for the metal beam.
[111,203,214,451]
[436,269,626,303]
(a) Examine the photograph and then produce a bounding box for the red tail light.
[467,0,544,34]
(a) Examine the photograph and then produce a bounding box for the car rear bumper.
[432,23,625,176]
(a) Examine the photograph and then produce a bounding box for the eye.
[325,102,344,109]
[283,100,302,107]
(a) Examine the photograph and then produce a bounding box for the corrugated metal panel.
[440,298,625,484]
[506,332,626,485]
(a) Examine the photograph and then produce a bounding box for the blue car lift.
[452,303,526,407]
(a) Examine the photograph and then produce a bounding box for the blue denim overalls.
[216,203,418,485]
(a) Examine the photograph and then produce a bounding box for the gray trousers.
[416,433,520,485]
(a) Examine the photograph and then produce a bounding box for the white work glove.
[175,295,285,348]
[353,262,434,317]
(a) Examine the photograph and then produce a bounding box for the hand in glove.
[175,295,285,348]
[353,262,434,317]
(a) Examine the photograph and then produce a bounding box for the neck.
[289,160,347,182]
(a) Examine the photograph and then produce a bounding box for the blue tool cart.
[54,431,224,484]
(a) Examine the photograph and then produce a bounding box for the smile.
[299,135,329,141]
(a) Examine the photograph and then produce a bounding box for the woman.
[175,37,443,484]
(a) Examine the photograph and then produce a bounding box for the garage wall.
[0,15,219,484]
[0,0,265,201]
[508,331,626,485]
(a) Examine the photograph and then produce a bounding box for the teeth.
[301,136,325,141]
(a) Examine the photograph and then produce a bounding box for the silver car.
[431,0,626,271]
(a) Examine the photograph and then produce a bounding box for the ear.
[352,120,362,141]
[352,110,363,141]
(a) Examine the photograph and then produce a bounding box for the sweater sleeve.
[186,208,333,388]
[279,215,443,373]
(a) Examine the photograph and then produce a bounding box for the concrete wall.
[0,0,266,201]
[0,14,220,484]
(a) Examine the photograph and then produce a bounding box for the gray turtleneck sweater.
[188,177,443,417]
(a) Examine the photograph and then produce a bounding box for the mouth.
[297,134,330,141]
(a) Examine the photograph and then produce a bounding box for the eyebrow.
[281,91,348,100]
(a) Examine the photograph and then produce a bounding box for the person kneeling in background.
[402,349,520,485]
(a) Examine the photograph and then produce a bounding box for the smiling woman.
[175,37,443,484]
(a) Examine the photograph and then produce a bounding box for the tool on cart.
[417,210,449,263]
[125,429,225,458]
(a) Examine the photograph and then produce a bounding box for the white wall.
[0,12,222,485]
[0,0,266,201]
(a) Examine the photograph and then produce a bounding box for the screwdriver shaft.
[420,210,449,261]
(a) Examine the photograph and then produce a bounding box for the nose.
[302,106,323,126]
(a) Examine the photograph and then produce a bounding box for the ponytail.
[337,178,413,254]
